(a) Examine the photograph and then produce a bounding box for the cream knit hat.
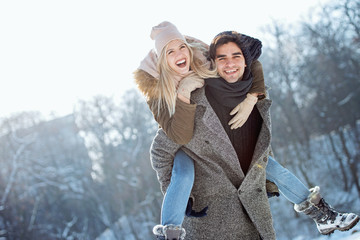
[150,21,186,55]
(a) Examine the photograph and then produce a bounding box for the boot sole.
[320,215,360,235]
[339,215,360,232]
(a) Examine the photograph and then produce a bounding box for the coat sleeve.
[148,98,197,145]
[134,68,197,145]
[266,145,280,197]
[150,129,181,194]
[248,60,266,98]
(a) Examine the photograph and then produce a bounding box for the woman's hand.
[177,75,204,102]
[228,93,258,129]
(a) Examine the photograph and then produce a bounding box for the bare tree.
[0,113,99,239]
[260,1,360,238]
[74,89,160,239]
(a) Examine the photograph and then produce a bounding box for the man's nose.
[225,59,235,67]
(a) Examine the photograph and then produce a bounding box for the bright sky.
[0,0,330,119]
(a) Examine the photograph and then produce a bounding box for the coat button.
[257,188,262,192]
[263,157,267,162]
[205,140,210,144]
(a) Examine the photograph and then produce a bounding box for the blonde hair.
[153,40,217,117]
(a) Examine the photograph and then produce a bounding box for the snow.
[287,218,360,240]
[312,229,360,240]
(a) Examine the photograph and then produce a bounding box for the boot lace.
[317,198,337,222]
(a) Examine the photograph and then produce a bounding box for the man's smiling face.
[215,42,246,83]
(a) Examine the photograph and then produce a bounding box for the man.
[150,31,276,240]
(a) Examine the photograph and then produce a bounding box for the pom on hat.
[150,21,186,55]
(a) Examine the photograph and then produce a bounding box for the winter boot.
[294,186,359,235]
[153,224,186,240]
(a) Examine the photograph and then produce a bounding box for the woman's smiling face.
[166,39,191,76]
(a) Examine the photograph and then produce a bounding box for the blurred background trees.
[0,0,359,239]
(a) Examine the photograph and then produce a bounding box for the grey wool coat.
[150,87,276,240]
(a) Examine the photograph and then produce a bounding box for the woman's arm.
[149,97,196,145]
[248,60,266,99]
[228,60,266,129]
[149,74,204,145]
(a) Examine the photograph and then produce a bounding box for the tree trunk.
[328,133,349,191]
[338,128,360,198]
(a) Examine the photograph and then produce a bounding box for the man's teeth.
[225,70,236,73]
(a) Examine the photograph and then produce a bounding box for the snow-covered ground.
[269,121,360,240]
[294,227,360,240]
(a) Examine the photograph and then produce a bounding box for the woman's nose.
[175,51,183,58]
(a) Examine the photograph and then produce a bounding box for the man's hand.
[228,93,258,129]
[177,75,204,100]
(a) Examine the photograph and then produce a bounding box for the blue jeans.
[161,152,310,226]
[161,149,195,226]
[266,155,310,204]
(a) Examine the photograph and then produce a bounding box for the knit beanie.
[150,21,186,55]
[239,34,262,80]
[240,33,262,64]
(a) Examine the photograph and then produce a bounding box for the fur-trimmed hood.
[133,36,211,100]
[134,68,159,100]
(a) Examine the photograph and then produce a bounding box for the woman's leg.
[161,149,195,226]
[266,156,360,235]
[266,156,310,204]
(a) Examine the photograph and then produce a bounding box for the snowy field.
[294,227,360,240]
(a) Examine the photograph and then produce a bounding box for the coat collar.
[192,87,233,145]
[250,98,272,166]
[192,86,273,175]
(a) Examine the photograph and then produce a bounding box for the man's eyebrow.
[216,52,242,59]
[216,54,226,59]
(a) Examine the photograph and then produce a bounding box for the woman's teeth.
[176,59,186,66]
